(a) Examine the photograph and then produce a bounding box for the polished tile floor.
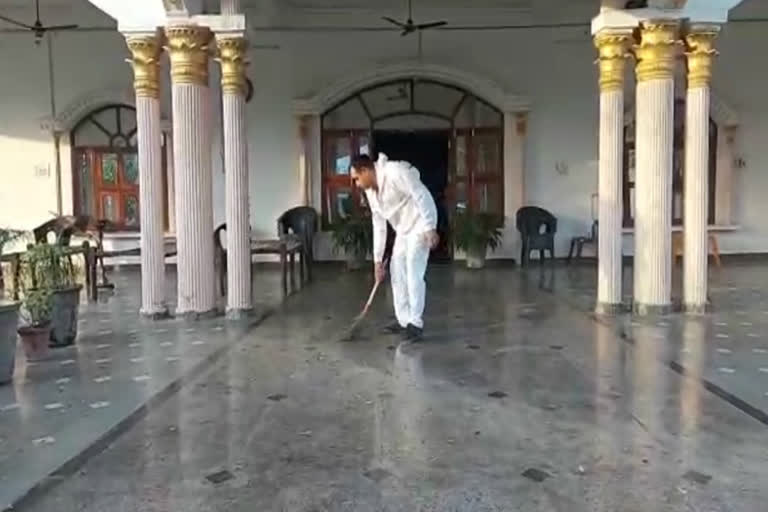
[4,263,768,511]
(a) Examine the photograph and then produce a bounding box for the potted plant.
[452,208,504,269]
[0,300,20,384]
[329,211,373,271]
[22,244,81,348]
[0,228,26,254]
[17,288,52,361]
[0,227,26,298]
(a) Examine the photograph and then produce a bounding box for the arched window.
[623,98,718,227]
[320,78,503,230]
[70,104,167,230]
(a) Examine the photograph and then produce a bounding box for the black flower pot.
[49,285,81,348]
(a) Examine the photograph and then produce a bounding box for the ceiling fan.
[382,0,447,37]
[0,0,79,45]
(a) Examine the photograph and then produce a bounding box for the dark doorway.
[374,130,451,262]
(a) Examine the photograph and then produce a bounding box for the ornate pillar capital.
[594,30,633,92]
[216,35,249,96]
[634,20,682,83]
[165,25,212,86]
[685,24,720,89]
[125,33,163,99]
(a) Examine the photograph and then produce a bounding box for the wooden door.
[321,129,370,226]
[447,128,504,215]
[94,149,140,230]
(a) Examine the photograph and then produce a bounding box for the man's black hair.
[350,154,374,171]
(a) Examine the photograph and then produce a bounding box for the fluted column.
[216,34,252,316]
[633,20,680,315]
[221,0,240,15]
[594,30,632,315]
[125,33,167,318]
[684,25,719,313]
[166,26,216,317]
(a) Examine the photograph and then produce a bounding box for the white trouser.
[390,232,430,329]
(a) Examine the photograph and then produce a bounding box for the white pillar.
[125,32,167,318]
[298,115,310,206]
[221,0,240,15]
[633,21,679,315]
[684,25,719,313]
[502,111,527,261]
[217,34,252,316]
[594,30,632,314]
[167,25,216,317]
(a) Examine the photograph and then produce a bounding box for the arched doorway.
[69,104,168,231]
[321,78,504,260]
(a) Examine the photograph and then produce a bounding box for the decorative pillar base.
[633,303,672,316]
[226,307,254,321]
[683,302,710,315]
[180,309,220,321]
[595,302,625,316]
[140,309,171,320]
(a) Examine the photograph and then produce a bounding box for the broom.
[339,259,388,341]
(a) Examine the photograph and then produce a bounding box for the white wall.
[2,0,768,260]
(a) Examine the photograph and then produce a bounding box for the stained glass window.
[125,196,139,227]
[102,195,117,221]
[124,154,139,185]
[71,104,160,230]
[78,152,92,216]
[101,154,118,185]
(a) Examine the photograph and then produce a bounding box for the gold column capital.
[216,36,249,96]
[685,25,719,89]
[634,20,682,83]
[594,31,633,92]
[125,34,162,99]
[165,25,212,86]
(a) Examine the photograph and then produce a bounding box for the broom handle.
[361,279,381,315]
[361,257,389,315]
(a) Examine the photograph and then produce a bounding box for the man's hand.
[425,230,440,249]
[374,262,387,283]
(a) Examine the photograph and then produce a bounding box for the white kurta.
[365,153,437,329]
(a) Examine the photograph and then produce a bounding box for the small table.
[250,237,305,297]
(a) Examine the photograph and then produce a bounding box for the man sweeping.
[350,153,439,342]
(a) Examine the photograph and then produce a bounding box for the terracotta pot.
[18,324,52,362]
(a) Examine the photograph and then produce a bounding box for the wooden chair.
[567,220,598,263]
[672,231,722,267]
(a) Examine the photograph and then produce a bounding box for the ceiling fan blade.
[382,16,407,28]
[416,21,447,30]
[44,24,79,31]
[0,14,35,30]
